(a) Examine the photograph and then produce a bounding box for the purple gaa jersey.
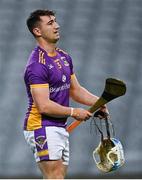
[24,46,74,130]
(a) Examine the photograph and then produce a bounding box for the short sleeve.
[56,47,74,75]
[67,55,74,75]
[26,63,49,88]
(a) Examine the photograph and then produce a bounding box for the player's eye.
[47,20,54,25]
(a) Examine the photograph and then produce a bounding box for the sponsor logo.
[49,83,70,93]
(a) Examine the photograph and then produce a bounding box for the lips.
[54,31,59,35]
[54,31,60,38]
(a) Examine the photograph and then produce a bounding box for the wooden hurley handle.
[66,97,107,133]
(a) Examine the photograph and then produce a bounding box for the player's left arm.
[70,74,98,106]
[70,74,109,116]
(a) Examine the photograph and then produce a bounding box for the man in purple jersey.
[23,9,109,179]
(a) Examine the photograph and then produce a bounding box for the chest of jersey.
[47,56,71,87]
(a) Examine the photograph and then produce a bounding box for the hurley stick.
[67,78,126,133]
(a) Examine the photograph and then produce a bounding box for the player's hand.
[72,108,92,121]
[94,105,109,119]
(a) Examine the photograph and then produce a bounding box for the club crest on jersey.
[61,57,69,66]
[62,74,66,82]
[35,136,47,149]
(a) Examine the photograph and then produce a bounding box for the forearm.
[31,85,93,121]
[70,86,99,106]
[35,99,72,118]
[35,98,92,121]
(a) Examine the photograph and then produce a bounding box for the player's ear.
[33,27,41,37]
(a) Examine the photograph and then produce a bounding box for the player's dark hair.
[26,9,55,36]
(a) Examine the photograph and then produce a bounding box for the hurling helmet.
[92,112,125,173]
[93,137,125,173]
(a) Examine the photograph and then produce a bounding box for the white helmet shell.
[93,138,125,173]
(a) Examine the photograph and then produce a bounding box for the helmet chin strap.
[93,112,113,141]
[93,118,104,141]
[105,117,111,139]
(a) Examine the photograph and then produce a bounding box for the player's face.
[38,15,60,43]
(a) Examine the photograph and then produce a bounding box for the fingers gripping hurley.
[66,78,126,133]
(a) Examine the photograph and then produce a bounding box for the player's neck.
[37,39,57,55]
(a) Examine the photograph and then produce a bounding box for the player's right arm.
[31,86,70,117]
[27,62,91,121]
[31,86,92,121]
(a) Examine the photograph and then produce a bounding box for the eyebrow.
[47,16,56,24]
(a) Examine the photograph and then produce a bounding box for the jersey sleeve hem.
[30,84,49,89]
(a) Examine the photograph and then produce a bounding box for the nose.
[55,22,60,30]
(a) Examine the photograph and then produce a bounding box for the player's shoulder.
[56,47,71,57]
[25,47,48,73]
[24,61,48,79]
[28,46,47,66]
[27,46,46,65]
